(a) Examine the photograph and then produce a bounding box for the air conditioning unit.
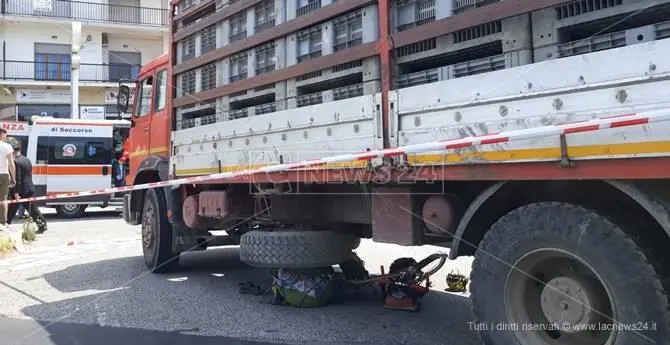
[102,33,109,46]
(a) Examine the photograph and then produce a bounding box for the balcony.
[297,0,321,17]
[0,60,140,83]
[2,0,168,27]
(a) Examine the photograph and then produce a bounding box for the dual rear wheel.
[471,203,670,345]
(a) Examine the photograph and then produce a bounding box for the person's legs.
[6,198,18,225]
[0,174,9,225]
[23,192,46,233]
[28,202,47,233]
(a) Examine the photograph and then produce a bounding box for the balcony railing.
[297,0,321,17]
[0,60,140,82]
[2,0,168,26]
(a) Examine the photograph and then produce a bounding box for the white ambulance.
[2,117,131,218]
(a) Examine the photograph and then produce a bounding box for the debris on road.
[238,253,449,313]
[445,272,469,293]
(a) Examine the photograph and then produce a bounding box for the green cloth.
[272,268,334,308]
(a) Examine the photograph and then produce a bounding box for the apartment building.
[0,0,170,121]
[172,0,381,125]
[170,0,670,132]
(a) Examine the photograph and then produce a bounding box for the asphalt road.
[0,208,478,345]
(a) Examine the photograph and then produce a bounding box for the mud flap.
[168,187,199,253]
[122,194,139,225]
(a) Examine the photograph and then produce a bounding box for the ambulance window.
[53,141,86,160]
[154,69,167,112]
[136,76,153,118]
[36,138,113,165]
[36,140,49,162]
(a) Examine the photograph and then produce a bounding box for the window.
[255,43,275,75]
[105,103,133,119]
[154,69,168,112]
[181,70,196,95]
[182,35,196,61]
[230,51,248,82]
[201,25,217,54]
[108,51,141,81]
[229,11,247,42]
[0,105,16,121]
[297,26,322,62]
[333,11,363,52]
[17,105,71,123]
[395,0,436,31]
[254,0,275,33]
[135,76,153,117]
[180,0,196,11]
[35,53,71,81]
[37,137,113,165]
[201,63,217,91]
[109,64,141,82]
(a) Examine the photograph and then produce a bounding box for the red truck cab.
[120,54,172,187]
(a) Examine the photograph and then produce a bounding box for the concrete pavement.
[0,209,478,345]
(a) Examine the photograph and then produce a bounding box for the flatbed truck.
[120,0,670,344]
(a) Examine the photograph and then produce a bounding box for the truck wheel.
[56,204,87,218]
[471,202,669,345]
[239,229,361,268]
[141,188,180,273]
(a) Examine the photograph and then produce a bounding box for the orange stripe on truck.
[33,165,110,175]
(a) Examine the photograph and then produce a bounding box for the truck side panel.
[172,94,383,176]
[393,39,670,166]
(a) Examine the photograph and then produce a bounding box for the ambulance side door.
[37,125,114,197]
[33,124,52,200]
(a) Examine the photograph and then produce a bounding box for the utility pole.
[71,21,81,119]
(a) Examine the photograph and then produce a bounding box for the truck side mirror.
[117,85,131,114]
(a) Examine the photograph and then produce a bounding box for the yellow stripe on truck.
[174,141,670,176]
[129,147,169,158]
[175,160,369,176]
[176,141,670,176]
[406,140,670,165]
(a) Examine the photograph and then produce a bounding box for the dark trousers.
[7,190,47,233]
[0,174,9,225]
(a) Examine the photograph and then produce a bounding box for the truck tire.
[56,204,87,219]
[141,188,180,273]
[239,229,361,268]
[471,202,669,345]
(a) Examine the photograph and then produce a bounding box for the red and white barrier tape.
[5,109,670,205]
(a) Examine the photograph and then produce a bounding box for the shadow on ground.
[30,247,256,293]
[18,247,478,345]
[3,318,288,345]
[42,210,122,224]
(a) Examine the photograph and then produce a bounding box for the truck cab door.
[127,73,155,185]
[149,68,169,159]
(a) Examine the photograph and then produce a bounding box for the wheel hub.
[63,204,78,212]
[504,248,616,345]
[142,209,155,251]
[540,276,602,333]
